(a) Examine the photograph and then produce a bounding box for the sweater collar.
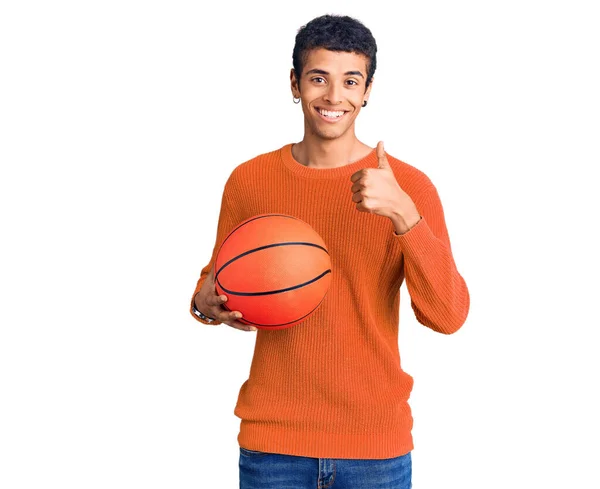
[280,143,379,180]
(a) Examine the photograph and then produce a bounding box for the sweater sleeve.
[189,173,242,325]
[393,184,470,334]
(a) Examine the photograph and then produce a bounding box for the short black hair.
[292,14,378,91]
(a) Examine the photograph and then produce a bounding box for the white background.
[1,1,599,487]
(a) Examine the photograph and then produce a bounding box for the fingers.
[212,294,257,332]
[217,307,243,324]
[212,294,239,320]
[376,141,390,169]
[207,292,228,308]
[195,287,257,332]
[224,319,258,332]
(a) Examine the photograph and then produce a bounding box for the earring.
[293,96,301,104]
[362,100,368,107]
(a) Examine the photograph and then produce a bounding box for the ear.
[290,69,300,97]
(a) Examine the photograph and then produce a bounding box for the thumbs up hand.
[350,141,422,234]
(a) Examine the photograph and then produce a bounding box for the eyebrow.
[305,68,364,79]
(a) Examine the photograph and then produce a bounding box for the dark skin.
[291,49,420,232]
[194,265,253,331]
[196,49,420,332]
[289,48,374,169]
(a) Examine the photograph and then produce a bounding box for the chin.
[310,125,347,140]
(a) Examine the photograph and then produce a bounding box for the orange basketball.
[214,214,332,330]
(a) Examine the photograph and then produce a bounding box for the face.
[291,48,372,141]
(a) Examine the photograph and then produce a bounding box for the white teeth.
[318,108,345,118]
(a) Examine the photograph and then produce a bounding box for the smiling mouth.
[315,107,349,122]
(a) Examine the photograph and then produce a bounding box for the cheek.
[301,86,321,102]
[353,93,366,106]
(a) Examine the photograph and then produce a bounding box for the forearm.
[393,185,470,334]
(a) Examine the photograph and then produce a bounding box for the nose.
[324,83,342,105]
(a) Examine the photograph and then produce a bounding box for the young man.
[190,14,470,489]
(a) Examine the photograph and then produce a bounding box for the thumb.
[377,141,390,169]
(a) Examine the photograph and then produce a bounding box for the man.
[190,14,470,489]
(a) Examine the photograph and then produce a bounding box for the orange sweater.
[190,143,470,459]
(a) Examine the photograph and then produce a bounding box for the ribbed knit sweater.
[190,143,470,459]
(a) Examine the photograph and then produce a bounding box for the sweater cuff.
[392,215,439,259]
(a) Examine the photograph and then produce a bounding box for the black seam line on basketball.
[217,269,331,296]
[215,241,330,280]
[223,293,328,327]
[217,214,305,257]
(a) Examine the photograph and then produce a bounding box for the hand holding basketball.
[195,265,257,332]
[214,214,332,330]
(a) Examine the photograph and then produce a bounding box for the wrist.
[192,293,216,323]
[391,211,421,235]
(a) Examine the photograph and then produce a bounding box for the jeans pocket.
[239,447,269,458]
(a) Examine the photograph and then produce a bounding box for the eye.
[311,77,325,84]
[347,80,358,86]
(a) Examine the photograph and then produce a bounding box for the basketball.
[214,214,332,330]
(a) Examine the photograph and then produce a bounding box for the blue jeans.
[239,447,412,489]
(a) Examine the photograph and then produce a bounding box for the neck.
[293,130,372,169]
